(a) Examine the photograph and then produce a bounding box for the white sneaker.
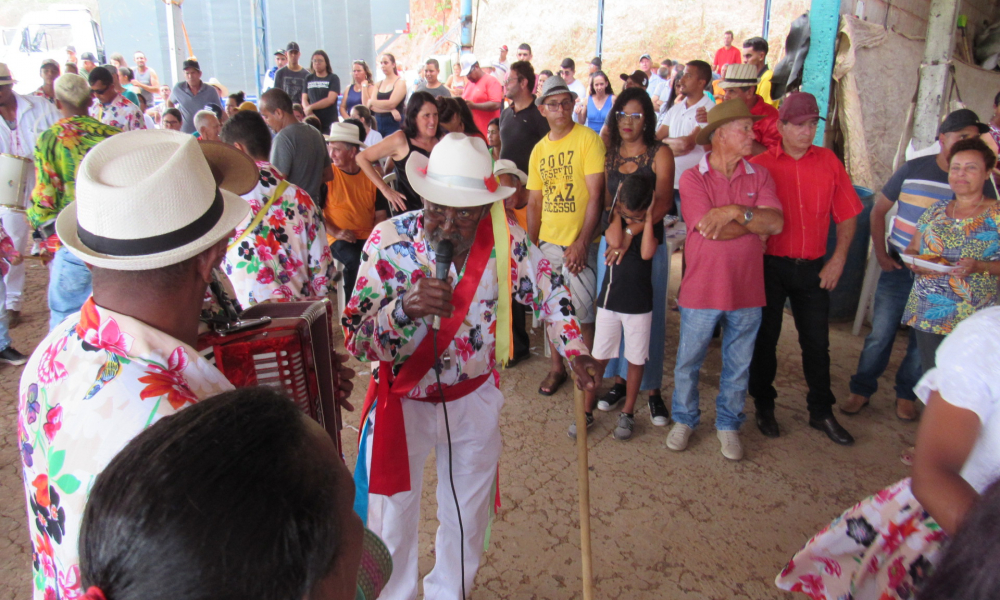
[666,423,693,451]
[717,430,743,461]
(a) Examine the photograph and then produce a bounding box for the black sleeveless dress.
[393,137,431,213]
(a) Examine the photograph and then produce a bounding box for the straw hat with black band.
[57,130,258,270]
[695,99,764,145]
[717,63,761,90]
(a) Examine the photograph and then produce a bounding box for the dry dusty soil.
[1,254,912,599]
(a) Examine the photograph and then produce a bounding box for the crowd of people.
[3,27,1000,600]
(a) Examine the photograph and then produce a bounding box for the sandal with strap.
[538,371,568,396]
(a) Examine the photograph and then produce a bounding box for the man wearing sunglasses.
[527,75,606,396]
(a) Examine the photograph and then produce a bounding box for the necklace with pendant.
[952,197,984,229]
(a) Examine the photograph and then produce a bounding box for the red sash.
[362,214,496,496]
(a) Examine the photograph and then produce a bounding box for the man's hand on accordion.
[333,351,357,411]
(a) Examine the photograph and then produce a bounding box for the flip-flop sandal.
[538,371,568,396]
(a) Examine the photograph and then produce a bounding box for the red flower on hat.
[484,175,498,193]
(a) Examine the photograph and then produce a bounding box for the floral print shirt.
[903,199,1000,335]
[342,211,589,396]
[29,116,120,230]
[18,298,234,600]
[222,161,335,306]
[89,93,146,132]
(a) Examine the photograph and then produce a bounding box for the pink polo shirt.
[678,153,782,311]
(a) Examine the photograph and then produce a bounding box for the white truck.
[0,4,104,95]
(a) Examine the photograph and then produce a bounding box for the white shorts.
[592,307,652,364]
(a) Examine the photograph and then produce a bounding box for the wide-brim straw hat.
[325,121,367,148]
[206,77,229,98]
[695,99,764,145]
[493,159,527,185]
[0,63,16,85]
[405,133,515,207]
[57,131,258,270]
[718,63,761,90]
[357,528,393,600]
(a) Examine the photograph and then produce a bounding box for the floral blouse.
[89,94,146,132]
[342,211,589,396]
[222,162,335,306]
[903,199,1000,335]
[18,298,234,600]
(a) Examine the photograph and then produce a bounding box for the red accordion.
[197,298,343,454]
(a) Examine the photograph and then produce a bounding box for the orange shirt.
[324,166,382,243]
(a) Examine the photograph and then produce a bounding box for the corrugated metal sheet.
[97,0,385,97]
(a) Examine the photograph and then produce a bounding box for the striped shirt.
[882,154,996,252]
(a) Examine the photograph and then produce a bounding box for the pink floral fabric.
[89,94,146,132]
[222,161,334,306]
[776,478,946,600]
[18,298,233,600]
[342,210,588,397]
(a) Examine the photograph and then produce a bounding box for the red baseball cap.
[779,92,826,125]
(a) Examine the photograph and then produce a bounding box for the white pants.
[364,381,504,600]
[1,208,28,310]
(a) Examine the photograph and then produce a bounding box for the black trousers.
[330,239,366,297]
[511,295,531,358]
[749,255,836,418]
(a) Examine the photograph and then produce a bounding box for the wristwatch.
[743,208,755,225]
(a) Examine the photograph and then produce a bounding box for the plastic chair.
[852,204,898,336]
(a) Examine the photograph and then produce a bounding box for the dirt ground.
[0,254,912,600]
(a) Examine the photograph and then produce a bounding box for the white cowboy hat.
[405,133,515,208]
[493,159,527,185]
[57,130,258,270]
[325,121,367,148]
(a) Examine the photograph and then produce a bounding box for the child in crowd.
[570,173,662,441]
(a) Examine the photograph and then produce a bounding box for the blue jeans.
[671,307,762,431]
[849,266,922,401]
[597,236,668,390]
[49,247,92,331]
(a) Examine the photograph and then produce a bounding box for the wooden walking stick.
[573,371,594,600]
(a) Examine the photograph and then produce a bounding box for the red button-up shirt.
[750,144,862,260]
[750,95,782,152]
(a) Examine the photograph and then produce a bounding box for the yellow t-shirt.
[527,124,606,246]
[757,69,780,109]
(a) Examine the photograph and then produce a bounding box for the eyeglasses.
[425,204,481,225]
[616,112,643,122]
[90,86,110,96]
[542,99,575,112]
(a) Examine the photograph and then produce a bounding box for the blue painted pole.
[460,0,473,48]
[801,0,841,145]
[596,0,605,58]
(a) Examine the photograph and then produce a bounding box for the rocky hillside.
[382,0,811,84]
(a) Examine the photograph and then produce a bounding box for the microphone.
[432,239,454,330]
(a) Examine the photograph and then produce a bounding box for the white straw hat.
[325,121,367,148]
[719,63,761,89]
[57,130,258,270]
[493,159,527,185]
[405,133,514,208]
